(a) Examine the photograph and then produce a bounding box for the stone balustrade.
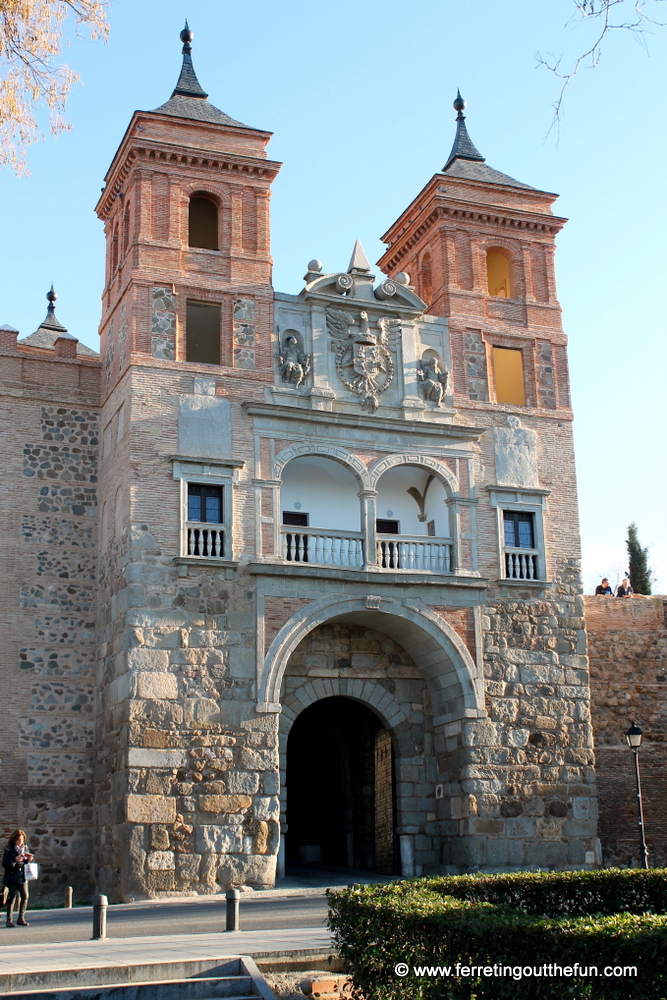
[186,522,225,558]
[281,527,364,568]
[504,547,540,580]
[377,534,454,573]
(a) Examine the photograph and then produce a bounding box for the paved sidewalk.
[0,926,332,977]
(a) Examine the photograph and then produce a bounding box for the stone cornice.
[96,134,280,219]
[168,455,245,468]
[249,561,489,590]
[380,172,561,244]
[242,402,485,442]
[380,201,566,272]
[484,485,551,496]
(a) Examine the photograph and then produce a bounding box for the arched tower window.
[420,252,433,305]
[486,249,512,298]
[188,195,219,250]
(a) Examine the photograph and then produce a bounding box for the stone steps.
[0,957,276,1000]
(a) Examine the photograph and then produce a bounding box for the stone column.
[359,489,378,569]
[445,496,461,574]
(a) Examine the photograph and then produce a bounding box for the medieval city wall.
[0,331,100,902]
[585,595,667,867]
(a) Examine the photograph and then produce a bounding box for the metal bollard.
[91,893,108,940]
[225,888,240,931]
[65,886,73,909]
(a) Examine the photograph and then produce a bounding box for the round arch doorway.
[286,697,397,875]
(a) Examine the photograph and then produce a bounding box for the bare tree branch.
[538,0,666,134]
[0,0,109,174]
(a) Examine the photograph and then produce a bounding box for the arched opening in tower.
[188,195,219,250]
[285,696,396,874]
[486,248,512,298]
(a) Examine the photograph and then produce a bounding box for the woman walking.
[3,830,34,927]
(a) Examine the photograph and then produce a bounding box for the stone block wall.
[0,352,100,903]
[444,573,598,870]
[94,519,279,900]
[585,595,667,866]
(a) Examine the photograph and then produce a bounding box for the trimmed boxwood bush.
[327,871,667,1000]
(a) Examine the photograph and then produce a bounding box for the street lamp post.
[625,722,649,869]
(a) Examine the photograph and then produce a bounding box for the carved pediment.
[301,241,426,314]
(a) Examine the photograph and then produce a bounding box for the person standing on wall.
[3,830,34,927]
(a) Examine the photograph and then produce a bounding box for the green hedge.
[428,868,667,916]
[327,873,667,1000]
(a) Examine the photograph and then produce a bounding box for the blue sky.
[1,0,664,593]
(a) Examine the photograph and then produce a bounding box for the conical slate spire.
[443,91,485,170]
[172,21,208,99]
[37,286,70,336]
[347,239,372,274]
[151,24,246,128]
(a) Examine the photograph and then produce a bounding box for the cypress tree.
[626,522,653,595]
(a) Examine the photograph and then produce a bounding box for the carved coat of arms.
[326,306,400,412]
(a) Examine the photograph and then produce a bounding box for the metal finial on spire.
[443,91,485,171]
[180,20,194,52]
[171,21,208,100]
[35,285,68,336]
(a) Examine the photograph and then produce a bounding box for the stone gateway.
[4,26,646,902]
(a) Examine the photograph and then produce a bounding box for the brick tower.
[378,91,569,413]
[93,26,281,897]
[366,94,596,872]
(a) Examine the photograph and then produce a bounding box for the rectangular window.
[503,511,535,549]
[502,510,539,579]
[186,300,221,365]
[188,483,223,523]
[283,511,309,526]
[492,347,525,405]
[186,483,224,558]
[376,519,400,534]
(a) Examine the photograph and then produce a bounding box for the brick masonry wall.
[585,595,667,866]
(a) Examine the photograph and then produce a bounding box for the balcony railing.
[504,547,540,580]
[186,522,225,558]
[377,534,454,573]
[281,527,364,568]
